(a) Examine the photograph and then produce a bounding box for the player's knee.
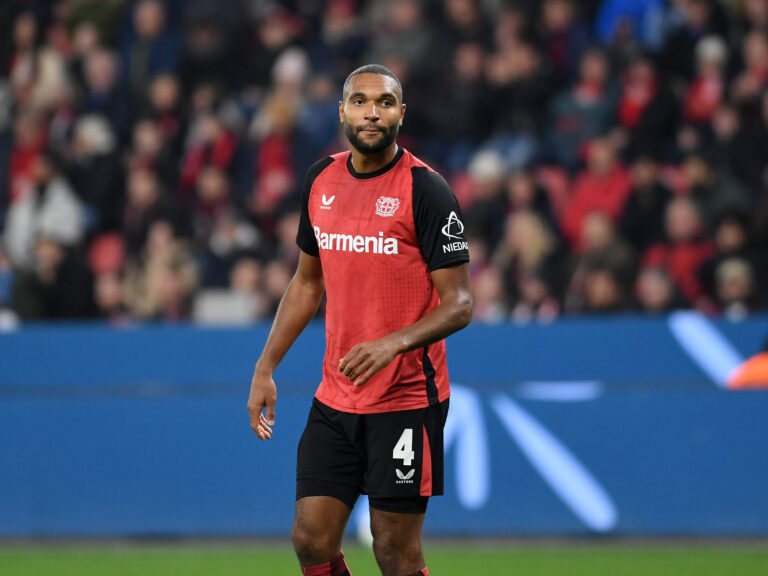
[372,531,422,575]
[291,520,337,564]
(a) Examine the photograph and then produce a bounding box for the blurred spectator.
[619,154,673,253]
[560,137,631,247]
[494,210,566,311]
[539,0,592,84]
[617,54,679,157]
[680,151,749,226]
[731,30,768,118]
[511,269,561,323]
[11,236,95,320]
[229,256,270,319]
[124,218,197,321]
[8,11,68,115]
[462,150,508,252]
[3,151,84,270]
[68,114,123,231]
[122,0,180,99]
[595,0,666,50]
[581,266,627,314]
[504,168,560,235]
[683,35,728,125]
[472,264,508,323]
[713,257,758,318]
[8,112,47,204]
[80,48,130,140]
[697,209,766,307]
[564,211,635,313]
[642,196,714,305]
[660,0,727,83]
[547,47,618,170]
[123,166,172,259]
[180,111,236,202]
[485,38,556,166]
[633,265,688,314]
[67,0,124,48]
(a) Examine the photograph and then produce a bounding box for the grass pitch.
[2,542,768,576]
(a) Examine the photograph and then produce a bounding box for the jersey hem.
[314,388,451,415]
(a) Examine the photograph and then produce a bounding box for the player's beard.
[345,122,399,154]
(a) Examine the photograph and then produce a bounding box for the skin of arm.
[248,250,325,440]
[338,262,473,386]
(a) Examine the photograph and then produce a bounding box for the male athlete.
[247,64,473,576]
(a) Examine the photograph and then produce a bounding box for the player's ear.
[339,100,344,124]
[399,103,406,126]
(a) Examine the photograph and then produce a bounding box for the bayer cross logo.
[441,211,464,239]
[375,196,400,217]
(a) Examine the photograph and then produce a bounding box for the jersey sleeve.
[412,166,470,271]
[296,157,334,257]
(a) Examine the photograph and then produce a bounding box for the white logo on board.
[375,196,400,217]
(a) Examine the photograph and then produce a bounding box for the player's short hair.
[342,64,403,100]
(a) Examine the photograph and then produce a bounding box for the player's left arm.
[339,262,473,386]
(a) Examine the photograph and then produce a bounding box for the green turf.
[2,543,768,576]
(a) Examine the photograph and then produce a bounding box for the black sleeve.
[296,157,334,257]
[412,167,470,272]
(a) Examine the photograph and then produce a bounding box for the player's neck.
[350,144,398,174]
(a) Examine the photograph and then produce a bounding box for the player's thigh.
[296,399,366,508]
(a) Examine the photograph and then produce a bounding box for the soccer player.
[247,64,473,576]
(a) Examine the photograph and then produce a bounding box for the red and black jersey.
[296,147,470,414]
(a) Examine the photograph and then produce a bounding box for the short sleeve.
[411,167,470,271]
[296,157,334,257]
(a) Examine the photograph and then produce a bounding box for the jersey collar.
[346,146,405,180]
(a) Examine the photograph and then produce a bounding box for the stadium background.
[1,0,768,574]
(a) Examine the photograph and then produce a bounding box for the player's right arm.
[248,250,324,440]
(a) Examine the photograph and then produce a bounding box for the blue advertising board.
[1,313,767,537]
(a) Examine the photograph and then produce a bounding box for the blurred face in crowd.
[586,139,616,177]
[231,258,262,293]
[507,170,536,207]
[580,49,609,85]
[33,156,56,185]
[150,74,180,113]
[715,217,747,251]
[73,22,100,57]
[716,259,754,304]
[745,0,768,28]
[584,269,622,311]
[85,50,118,93]
[340,73,405,155]
[543,0,575,33]
[14,12,37,50]
[133,120,163,157]
[128,168,160,209]
[454,43,485,82]
[630,157,659,190]
[580,212,615,253]
[197,167,230,205]
[665,197,702,242]
[135,0,166,40]
[636,267,674,313]
[95,273,124,314]
[446,0,479,28]
[744,31,768,69]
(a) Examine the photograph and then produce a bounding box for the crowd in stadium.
[0,0,767,326]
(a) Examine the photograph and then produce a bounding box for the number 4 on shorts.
[393,428,415,466]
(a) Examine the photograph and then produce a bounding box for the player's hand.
[247,368,277,440]
[339,336,402,387]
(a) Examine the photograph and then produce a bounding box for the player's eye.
[381,100,393,107]
[353,99,364,105]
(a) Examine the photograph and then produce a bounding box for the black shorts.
[296,397,449,514]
